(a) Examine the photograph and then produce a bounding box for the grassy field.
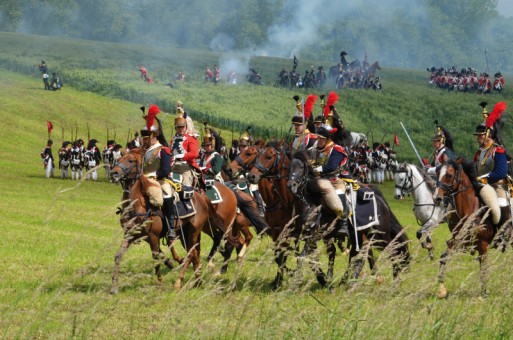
[2,70,513,339]
[2,32,513,162]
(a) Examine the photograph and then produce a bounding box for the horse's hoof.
[110,288,118,295]
[174,280,182,291]
[437,284,448,299]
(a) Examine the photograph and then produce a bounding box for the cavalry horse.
[394,163,446,260]
[435,158,499,298]
[109,148,209,293]
[230,141,312,289]
[287,151,410,286]
[109,148,268,292]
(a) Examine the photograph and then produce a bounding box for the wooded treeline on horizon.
[1,0,512,71]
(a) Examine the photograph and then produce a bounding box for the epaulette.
[161,146,171,155]
[333,144,345,153]
[495,146,505,154]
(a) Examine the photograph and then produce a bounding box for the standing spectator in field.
[213,64,220,84]
[38,60,47,74]
[43,73,50,90]
[205,66,213,82]
[139,65,147,80]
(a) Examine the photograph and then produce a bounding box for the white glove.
[174,153,184,159]
[313,166,323,173]
[426,167,436,175]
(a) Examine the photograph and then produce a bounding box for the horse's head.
[110,149,141,184]
[435,162,459,206]
[287,156,309,194]
[393,163,412,200]
[248,146,280,184]
[230,145,260,178]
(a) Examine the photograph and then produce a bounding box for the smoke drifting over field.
[6,0,511,71]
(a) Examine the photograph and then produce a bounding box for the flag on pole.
[393,133,400,146]
[47,121,54,135]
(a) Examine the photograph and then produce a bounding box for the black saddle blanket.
[175,199,196,218]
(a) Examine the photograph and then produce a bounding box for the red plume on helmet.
[485,101,507,129]
[146,104,160,131]
[304,94,317,120]
[323,91,339,117]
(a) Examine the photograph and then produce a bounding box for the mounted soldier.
[290,95,317,154]
[199,128,224,183]
[473,101,511,231]
[170,101,200,188]
[140,104,177,239]
[425,121,456,177]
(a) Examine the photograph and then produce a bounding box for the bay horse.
[110,148,267,280]
[435,158,499,298]
[110,151,209,293]
[287,151,410,286]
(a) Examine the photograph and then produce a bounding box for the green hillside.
[3,60,513,338]
[2,32,513,163]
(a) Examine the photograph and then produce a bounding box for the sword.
[400,122,424,167]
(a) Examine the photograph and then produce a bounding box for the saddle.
[342,179,379,230]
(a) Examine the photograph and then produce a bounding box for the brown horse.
[110,148,267,280]
[435,158,497,298]
[365,61,382,78]
[110,156,209,293]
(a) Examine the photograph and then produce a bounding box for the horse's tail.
[371,185,410,267]
[233,190,269,235]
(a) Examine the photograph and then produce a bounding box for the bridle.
[288,157,310,204]
[254,147,284,179]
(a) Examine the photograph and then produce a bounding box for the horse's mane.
[265,139,281,150]
[455,157,477,181]
[291,150,312,171]
[414,164,437,192]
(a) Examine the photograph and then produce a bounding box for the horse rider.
[473,101,511,230]
[199,131,224,183]
[290,96,317,153]
[310,126,349,237]
[237,131,265,217]
[140,104,177,240]
[170,104,200,187]
[425,123,456,177]
[42,139,55,178]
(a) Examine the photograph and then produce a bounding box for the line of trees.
[1,0,512,71]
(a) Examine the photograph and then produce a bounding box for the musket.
[485,49,490,75]
[87,122,90,142]
[61,125,64,144]
[400,122,424,167]
[75,121,78,142]
[113,129,117,143]
[126,127,131,145]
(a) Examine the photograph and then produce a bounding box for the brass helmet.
[175,101,186,127]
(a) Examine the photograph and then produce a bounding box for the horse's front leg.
[478,241,489,298]
[110,239,130,295]
[437,240,453,299]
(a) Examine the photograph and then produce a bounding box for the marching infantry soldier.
[42,139,55,178]
[58,141,71,179]
[140,104,177,239]
[84,139,101,181]
[199,130,224,183]
[473,101,511,230]
[103,139,115,179]
[170,103,200,187]
[310,126,349,236]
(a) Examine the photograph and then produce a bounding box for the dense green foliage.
[1,0,513,71]
[3,71,513,338]
[2,32,512,163]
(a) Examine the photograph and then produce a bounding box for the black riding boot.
[162,197,177,239]
[337,193,350,236]
[252,190,265,217]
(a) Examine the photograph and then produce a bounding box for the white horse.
[394,162,446,259]
[349,132,367,149]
